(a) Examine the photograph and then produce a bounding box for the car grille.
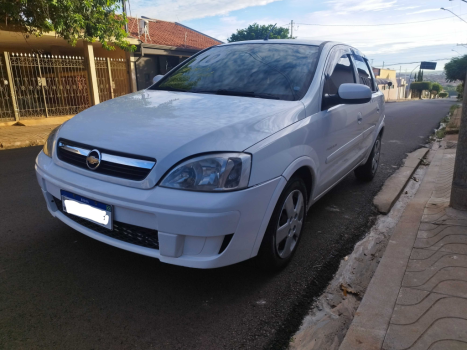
[56,139,156,181]
[54,197,159,250]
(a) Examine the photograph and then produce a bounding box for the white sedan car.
[35,40,384,269]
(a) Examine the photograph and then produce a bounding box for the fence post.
[83,42,100,105]
[106,58,114,99]
[125,51,137,93]
[3,52,19,121]
[36,55,49,117]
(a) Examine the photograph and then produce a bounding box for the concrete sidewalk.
[340,142,467,350]
[0,124,58,150]
[0,116,74,150]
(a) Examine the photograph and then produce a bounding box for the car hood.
[58,90,305,184]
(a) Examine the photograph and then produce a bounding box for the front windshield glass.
[150,43,321,101]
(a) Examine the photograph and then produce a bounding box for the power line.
[373,58,453,67]
[294,14,465,27]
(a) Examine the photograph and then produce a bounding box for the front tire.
[354,135,381,182]
[257,177,307,270]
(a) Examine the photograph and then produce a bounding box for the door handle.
[357,112,363,124]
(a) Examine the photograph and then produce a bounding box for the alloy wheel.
[275,190,305,259]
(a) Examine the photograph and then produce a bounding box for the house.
[0,18,221,122]
[128,17,222,90]
[372,67,400,100]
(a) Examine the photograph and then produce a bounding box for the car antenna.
[264,23,277,41]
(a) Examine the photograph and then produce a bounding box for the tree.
[457,83,464,100]
[227,23,291,42]
[417,69,424,82]
[445,55,467,83]
[411,81,432,99]
[431,83,442,98]
[414,73,418,81]
[0,0,134,51]
[451,70,467,210]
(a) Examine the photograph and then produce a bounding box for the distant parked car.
[36,40,385,269]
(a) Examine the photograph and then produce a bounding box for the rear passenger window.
[353,53,374,90]
[322,54,355,110]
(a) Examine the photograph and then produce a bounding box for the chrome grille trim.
[58,141,156,170]
[59,143,90,156]
[101,153,155,170]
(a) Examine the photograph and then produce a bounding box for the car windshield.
[150,43,321,101]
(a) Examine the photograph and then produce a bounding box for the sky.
[128,0,467,73]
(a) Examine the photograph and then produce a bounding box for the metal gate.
[0,55,15,121]
[0,52,130,122]
[95,57,130,103]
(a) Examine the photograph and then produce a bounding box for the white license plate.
[61,190,113,230]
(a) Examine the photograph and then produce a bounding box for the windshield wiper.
[153,86,188,92]
[195,89,280,100]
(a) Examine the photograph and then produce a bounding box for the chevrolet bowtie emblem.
[87,156,99,165]
[86,149,101,170]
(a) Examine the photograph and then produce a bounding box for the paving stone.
[394,287,430,306]
[417,224,450,239]
[414,225,467,249]
[432,218,467,227]
[405,266,467,292]
[407,251,467,271]
[390,293,467,326]
[384,317,467,350]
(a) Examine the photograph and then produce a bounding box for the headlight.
[43,125,61,157]
[161,153,251,192]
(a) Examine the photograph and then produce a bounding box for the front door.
[314,47,363,196]
[351,50,380,157]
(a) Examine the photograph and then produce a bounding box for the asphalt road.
[0,99,456,350]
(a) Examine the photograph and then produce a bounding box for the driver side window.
[322,53,356,110]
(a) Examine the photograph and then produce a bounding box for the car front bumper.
[35,151,283,268]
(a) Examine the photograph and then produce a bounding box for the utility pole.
[290,20,293,39]
[122,0,128,33]
[450,71,467,210]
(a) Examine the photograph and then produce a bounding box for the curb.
[0,115,73,127]
[373,148,429,214]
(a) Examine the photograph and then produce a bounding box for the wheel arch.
[250,157,317,258]
[281,156,317,207]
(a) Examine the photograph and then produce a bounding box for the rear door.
[351,50,380,157]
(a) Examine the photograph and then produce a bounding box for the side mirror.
[152,75,164,84]
[338,83,372,104]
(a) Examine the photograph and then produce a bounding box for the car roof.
[218,39,367,58]
[219,39,328,46]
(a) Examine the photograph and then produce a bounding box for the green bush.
[438,92,448,98]
[411,81,432,99]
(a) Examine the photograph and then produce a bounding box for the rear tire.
[354,135,381,182]
[257,177,307,270]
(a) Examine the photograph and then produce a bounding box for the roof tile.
[128,17,222,50]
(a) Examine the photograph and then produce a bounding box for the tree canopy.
[0,0,134,51]
[431,82,442,94]
[445,55,467,83]
[227,23,291,42]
